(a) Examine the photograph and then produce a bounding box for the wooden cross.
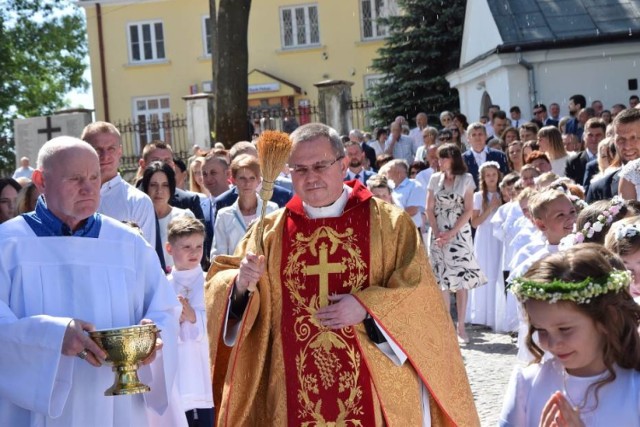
[303,242,346,307]
[37,116,62,140]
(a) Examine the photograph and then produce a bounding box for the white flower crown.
[511,269,631,304]
[615,223,640,241]
[479,161,501,174]
[564,196,625,246]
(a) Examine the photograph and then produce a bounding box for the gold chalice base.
[89,324,159,396]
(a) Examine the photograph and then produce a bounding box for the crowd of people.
[1,92,640,426]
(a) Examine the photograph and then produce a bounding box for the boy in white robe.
[0,137,181,427]
[507,190,577,361]
[165,217,214,426]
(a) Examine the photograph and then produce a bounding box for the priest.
[206,123,479,426]
[0,137,182,426]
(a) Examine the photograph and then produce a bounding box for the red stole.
[280,183,376,426]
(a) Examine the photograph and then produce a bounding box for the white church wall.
[523,43,640,118]
[460,0,503,66]
[449,41,640,123]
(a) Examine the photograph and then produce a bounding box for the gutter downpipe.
[97,3,110,121]
[516,47,537,106]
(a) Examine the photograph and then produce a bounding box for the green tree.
[0,0,87,172]
[208,0,252,147]
[369,0,465,126]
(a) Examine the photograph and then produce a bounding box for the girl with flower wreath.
[605,217,640,302]
[500,244,640,426]
[560,196,639,248]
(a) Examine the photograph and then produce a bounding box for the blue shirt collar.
[22,196,102,238]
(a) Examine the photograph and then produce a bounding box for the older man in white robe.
[0,137,182,426]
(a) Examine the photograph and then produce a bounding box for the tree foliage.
[0,0,87,171]
[209,0,252,147]
[369,0,465,126]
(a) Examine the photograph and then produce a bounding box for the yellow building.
[80,0,397,146]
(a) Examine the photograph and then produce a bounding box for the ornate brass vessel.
[89,324,159,396]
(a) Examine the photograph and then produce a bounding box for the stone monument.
[13,109,93,166]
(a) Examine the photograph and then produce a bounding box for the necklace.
[561,368,599,415]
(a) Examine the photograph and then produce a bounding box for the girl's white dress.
[490,202,525,332]
[500,357,640,427]
[467,191,502,328]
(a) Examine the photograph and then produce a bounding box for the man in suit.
[532,103,559,128]
[463,122,509,188]
[349,129,377,171]
[565,94,586,135]
[510,106,522,129]
[586,108,640,202]
[565,118,606,185]
[486,110,509,144]
[343,141,376,185]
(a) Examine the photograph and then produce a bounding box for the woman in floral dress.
[426,143,487,343]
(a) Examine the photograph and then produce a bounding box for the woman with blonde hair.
[537,126,569,177]
[189,156,209,196]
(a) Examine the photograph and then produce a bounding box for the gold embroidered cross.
[303,242,346,307]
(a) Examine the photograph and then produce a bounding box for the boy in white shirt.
[166,217,214,426]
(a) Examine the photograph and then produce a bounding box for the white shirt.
[472,147,488,166]
[12,166,34,180]
[99,174,157,247]
[393,178,426,228]
[415,168,434,192]
[409,126,425,153]
[550,155,569,177]
[211,197,278,257]
[0,216,181,426]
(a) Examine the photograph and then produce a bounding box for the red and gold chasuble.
[280,187,376,426]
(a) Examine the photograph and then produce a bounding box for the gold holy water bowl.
[89,323,159,396]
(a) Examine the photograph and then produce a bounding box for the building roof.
[488,0,640,51]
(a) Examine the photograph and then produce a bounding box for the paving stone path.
[459,324,522,426]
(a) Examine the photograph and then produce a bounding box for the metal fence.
[347,95,376,131]
[112,96,375,173]
[248,96,376,135]
[114,115,189,173]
